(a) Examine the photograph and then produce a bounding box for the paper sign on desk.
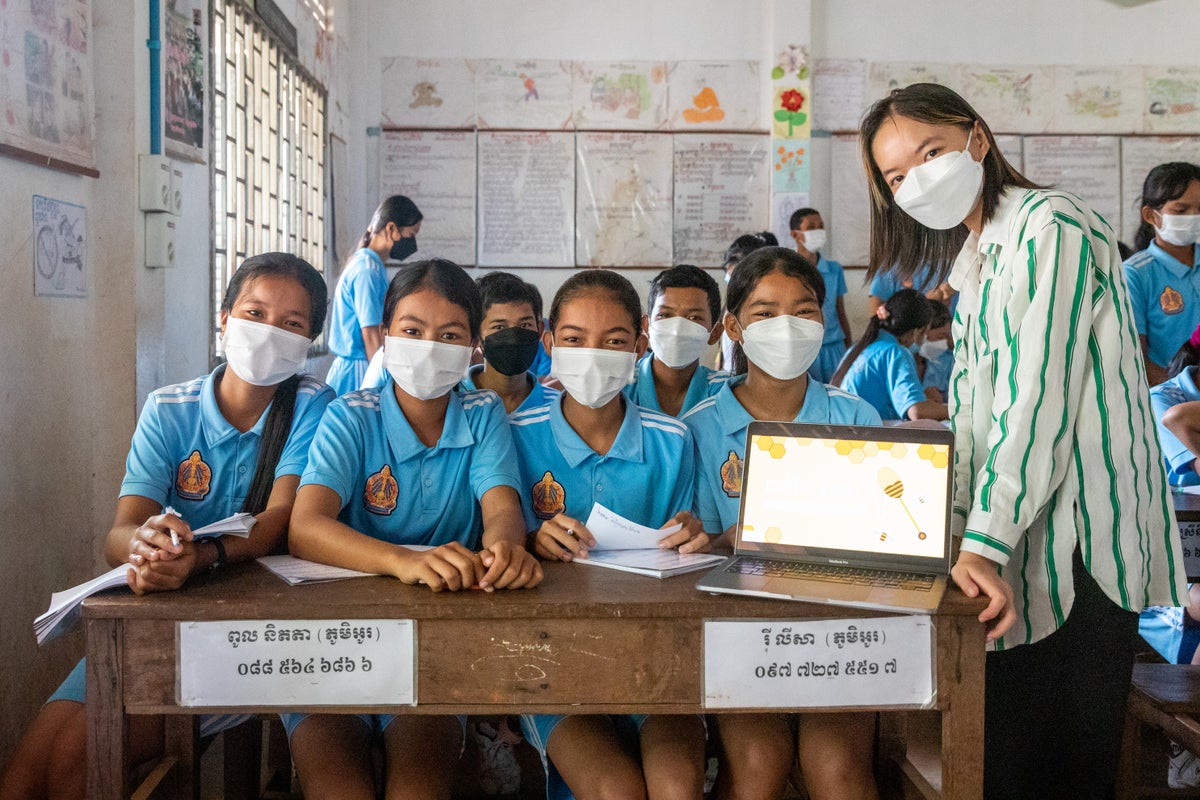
[703,616,936,709]
[1179,521,1200,580]
[179,619,416,707]
[584,503,682,551]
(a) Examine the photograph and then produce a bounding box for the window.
[211,0,327,358]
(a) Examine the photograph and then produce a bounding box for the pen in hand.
[164,505,181,548]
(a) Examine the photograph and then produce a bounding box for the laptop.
[696,421,953,614]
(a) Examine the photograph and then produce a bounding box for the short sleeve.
[869,271,894,299]
[886,349,929,419]
[349,259,388,329]
[692,436,724,534]
[469,399,522,500]
[1123,261,1149,336]
[274,384,335,479]
[300,400,367,507]
[832,261,848,297]
[119,397,174,502]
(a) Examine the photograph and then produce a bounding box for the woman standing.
[326,195,422,395]
[860,82,1185,800]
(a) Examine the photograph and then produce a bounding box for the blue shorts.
[47,658,252,737]
[281,712,468,742]
[809,341,847,384]
[519,714,651,800]
[325,355,369,396]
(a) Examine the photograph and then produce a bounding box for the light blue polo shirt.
[329,249,387,361]
[121,366,334,523]
[301,383,520,546]
[681,376,881,534]
[624,355,729,418]
[509,395,695,535]
[816,252,848,345]
[1151,366,1200,486]
[870,264,957,315]
[839,331,927,421]
[922,349,955,400]
[1123,241,1200,368]
[459,364,561,417]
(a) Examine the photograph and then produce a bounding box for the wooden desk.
[84,562,987,799]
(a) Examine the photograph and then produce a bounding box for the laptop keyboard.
[728,557,936,591]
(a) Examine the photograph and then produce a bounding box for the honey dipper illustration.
[876,467,926,540]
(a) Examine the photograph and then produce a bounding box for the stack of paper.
[574,503,726,578]
[193,512,255,538]
[34,565,131,645]
[257,555,380,585]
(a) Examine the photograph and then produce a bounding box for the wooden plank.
[86,617,129,800]
[162,715,200,800]
[937,614,985,800]
[129,756,177,800]
[1133,665,1200,713]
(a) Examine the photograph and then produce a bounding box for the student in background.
[916,299,954,402]
[326,195,422,395]
[719,232,776,370]
[0,254,333,800]
[510,270,708,800]
[284,259,541,800]
[788,208,852,382]
[832,289,948,422]
[627,264,728,417]
[1123,162,1200,386]
[682,247,881,800]
[861,81,1184,800]
[460,271,559,415]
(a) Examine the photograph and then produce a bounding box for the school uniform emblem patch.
[532,471,566,520]
[1161,286,1185,315]
[175,450,212,500]
[720,450,743,497]
[364,465,399,515]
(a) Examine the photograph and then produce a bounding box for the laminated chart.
[576,132,673,267]
[673,134,770,267]
[571,61,668,131]
[378,130,476,265]
[667,61,761,131]
[381,57,476,129]
[476,60,573,130]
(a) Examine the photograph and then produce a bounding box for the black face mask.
[389,235,417,262]
[482,326,541,376]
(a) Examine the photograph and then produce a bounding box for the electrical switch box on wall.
[145,214,176,268]
[139,154,174,213]
[170,165,184,215]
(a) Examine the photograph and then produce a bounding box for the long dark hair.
[832,289,932,387]
[548,269,643,335]
[353,195,422,255]
[726,247,825,376]
[220,252,327,514]
[859,83,1040,285]
[383,258,482,339]
[1134,162,1200,252]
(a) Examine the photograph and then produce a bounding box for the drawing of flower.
[780,89,804,113]
[771,44,809,81]
[774,88,808,137]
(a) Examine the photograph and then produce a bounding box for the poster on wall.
[0,0,96,173]
[673,134,770,267]
[32,194,87,298]
[162,0,206,163]
[576,132,673,267]
[667,61,761,131]
[812,59,868,133]
[957,65,1051,134]
[829,134,870,266]
[381,58,476,128]
[771,191,810,248]
[1048,66,1143,135]
[476,60,573,130]
[1143,66,1200,135]
[571,61,668,131]
[477,131,575,267]
[1022,136,1122,236]
[378,130,477,265]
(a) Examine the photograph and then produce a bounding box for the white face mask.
[919,338,950,361]
[649,317,711,369]
[383,337,471,401]
[1156,213,1200,248]
[551,346,636,409]
[222,317,310,386]
[738,315,826,381]
[801,229,827,253]
[894,146,984,230]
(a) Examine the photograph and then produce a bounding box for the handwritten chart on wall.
[381,58,476,128]
[576,132,673,267]
[673,134,770,267]
[667,61,761,132]
[1022,136,1122,235]
[378,131,477,265]
[476,60,573,130]
[0,0,95,173]
[812,59,868,133]
[571,61,668,131]
[830,134,871,267]
[477,132,575,267]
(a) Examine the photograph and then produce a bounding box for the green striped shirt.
[947,187,1186,650]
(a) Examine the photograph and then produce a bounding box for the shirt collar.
[713,374,834,434]
[948,187,1027,292]
[1148,241,1200,278]
[876,330,899,346]
[548,393,644,467]
[201,364,267,447]
[380,381,475,461]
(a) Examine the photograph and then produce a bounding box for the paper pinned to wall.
[1143,66,1200,134]
[673,134,771,267]
[771,192,810,251]
[476,60,573,130]
[1120,136,1200,244]
[380,57,476,128]
[812,59,868,132]
[1049,66,1144,134]
[576,132,674,267]
[477,131,575,267]
[992,134,1025,173]
[957,65,1052,134]
[572,61,668,131]
[1022,136,1122,236]
[667,61,762,131]
[866,62,962,107]
[829,134,870,267]
[378,131,477,265]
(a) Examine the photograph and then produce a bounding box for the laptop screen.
[736,422,953,570]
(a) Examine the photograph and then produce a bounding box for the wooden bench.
[1117,664,1200,798]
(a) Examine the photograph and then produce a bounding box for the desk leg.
[938,615,985,800]
[163,716,201,800]
[86,617,129,800]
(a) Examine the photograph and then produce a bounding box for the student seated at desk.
[0,254,333,800]
[459,271,559,415]
[509,269,708,800]
[626,264,728,418]
[916,299,954,403]
[284,258,541,800]
[833,289,949,422]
